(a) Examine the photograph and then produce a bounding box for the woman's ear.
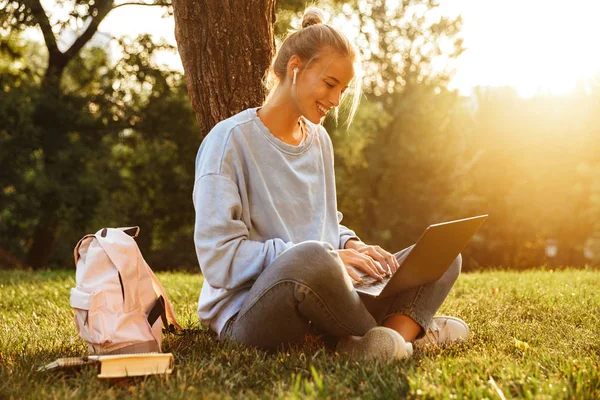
[287,55,302,81]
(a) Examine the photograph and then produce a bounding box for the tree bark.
[172,0,276,137]
[25,198,60,269]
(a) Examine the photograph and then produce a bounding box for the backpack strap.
[73,234,96,265]
[147,295,166,327]
[147,295,179,333]
[118,226,140,238]
[145,262,184,331]
[95,228,141,312]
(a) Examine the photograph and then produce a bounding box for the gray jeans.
[221,240,461,351]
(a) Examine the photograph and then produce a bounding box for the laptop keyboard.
[354,276,391,296]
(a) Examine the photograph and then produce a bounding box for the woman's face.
[293,53,354,124]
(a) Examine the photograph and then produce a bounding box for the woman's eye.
[325,82,334,88]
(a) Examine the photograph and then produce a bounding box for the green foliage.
[1,269,599,398]
[0,28,199,269]
[331,85,475,253]
[324,0,475,263]
[2,0,600,270]
[324,0,600,270]
[91,76,199,270]
[466,86,600,268]
[0,33,50,262]
[0,0,186,270]
[274,0,347,38]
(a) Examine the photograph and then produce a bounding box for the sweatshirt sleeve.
[337,211,360,249]
[193,173,294,289]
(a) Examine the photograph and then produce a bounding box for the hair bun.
[302,7,326,28]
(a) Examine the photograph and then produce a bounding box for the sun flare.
[33,0,600,98]
[445,0,600,97]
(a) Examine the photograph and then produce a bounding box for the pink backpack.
[70,227,182,354]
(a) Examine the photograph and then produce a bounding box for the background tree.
[316,0,479,264]
[2,0,599,270]
[1,0,174,268]
[0,0,201,269]
[467,85,600,268]
[172,0,276,137]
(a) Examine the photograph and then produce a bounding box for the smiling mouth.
[317,103,329,116]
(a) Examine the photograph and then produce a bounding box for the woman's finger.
[392,252,400,272]
[345,266,361,282]
[376,247,399,274]
[387,253,399,273]
[359,246,391,275]
[355,254,385,281]
[337,249,386,281]
[345,251,381,281]
[353,245,400,275]
[368,247,393,275]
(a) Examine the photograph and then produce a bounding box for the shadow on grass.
[161,327,413,398]
[3,325,425,399]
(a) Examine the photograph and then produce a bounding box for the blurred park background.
[1,0,600,272]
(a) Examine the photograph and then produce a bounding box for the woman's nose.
[330,90,342,107]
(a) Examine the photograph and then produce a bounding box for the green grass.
[1,268,599,399]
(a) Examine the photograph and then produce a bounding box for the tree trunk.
[25,198,60,269]
[23,0,115,269]
[172,0,276,137]
[25,52,68,269]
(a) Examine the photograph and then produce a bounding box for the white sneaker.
[336,327,413,361]
[413,316,470,348]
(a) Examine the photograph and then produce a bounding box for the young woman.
[193,8,469,361]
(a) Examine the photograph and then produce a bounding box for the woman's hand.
[344,239,400,275]
[336,248,388,282]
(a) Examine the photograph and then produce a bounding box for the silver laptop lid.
[376,214,488,297]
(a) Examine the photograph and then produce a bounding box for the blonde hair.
[264,7,363,126]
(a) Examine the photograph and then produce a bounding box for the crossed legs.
[220,241,462,350]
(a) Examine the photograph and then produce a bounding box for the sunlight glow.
[32,0,600,98]
[442,0,600,97]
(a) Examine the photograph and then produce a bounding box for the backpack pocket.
[70,288,110,346]
[110,305,161,352]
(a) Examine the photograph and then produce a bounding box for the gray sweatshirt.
[193,107,359,336]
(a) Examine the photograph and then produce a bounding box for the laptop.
[352,215,488,298]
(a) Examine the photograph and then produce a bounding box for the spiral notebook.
[38,353,175,378]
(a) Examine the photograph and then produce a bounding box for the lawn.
[1,268,599,399]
